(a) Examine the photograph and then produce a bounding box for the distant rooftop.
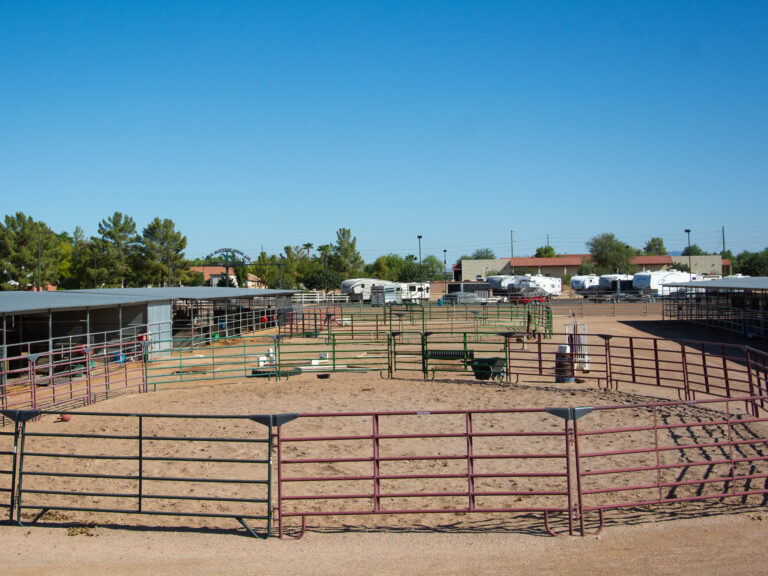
[663,277,768,291]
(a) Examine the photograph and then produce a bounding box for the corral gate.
[1,410,296,538]
[275,407,590,537]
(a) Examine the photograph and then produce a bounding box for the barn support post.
[47,312,53,382]
[2,315,7,405]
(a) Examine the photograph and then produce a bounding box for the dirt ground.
[3,314,768,575]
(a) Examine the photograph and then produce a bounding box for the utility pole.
[510,230,514,258]
[722,225,726,254]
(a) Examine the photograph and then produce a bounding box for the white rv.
[598,274,634,290]
[399,282,431,301]
[341,278,400,302]
[570,275,600,291]
[633,270,691,294]
[517,275,562,296]
[487,275,518,291]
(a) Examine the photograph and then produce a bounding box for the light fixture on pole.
[443,249,447,279]
[684,229,692,281]
[417,235,423,283]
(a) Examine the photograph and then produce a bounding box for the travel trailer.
[632,270,691,294]
[570,275,600,291]
[399,282,431,301]
[487,275,518,291]
[341,278,400,302]
[598,274,634,292]
[516,275,562,297]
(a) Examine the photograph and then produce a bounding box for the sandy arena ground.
[3,314,768,575]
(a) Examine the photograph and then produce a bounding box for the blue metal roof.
[0,287,297,315]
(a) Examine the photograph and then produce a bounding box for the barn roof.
[0,287,297,315]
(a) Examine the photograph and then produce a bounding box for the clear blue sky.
[2,1,766,263]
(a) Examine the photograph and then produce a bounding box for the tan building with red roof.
[458,254,729,281]
[189,265,265,289]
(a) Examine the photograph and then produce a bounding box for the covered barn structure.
[662,277,768,339]
[0,287,296,374]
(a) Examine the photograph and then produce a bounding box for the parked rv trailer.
[633,270,690,294]
[341,278,400,302]
[399,282,431,301]
[570,274,600,291]
[517,275,562,296]
[487,275,518,290]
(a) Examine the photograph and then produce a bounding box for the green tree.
[577,256,596,275]
[251,251,281,288]
[136,217,187,286]
[398,255,420,282]
[317,244,333,268]
[471,248,496,260]
[586,233,637,275]
[186,270,206,286]
[58,227,92,289]
[0,212,60,289]
[682,244,706,256]
[303,268,344,291]
[98,212,139,287]
[535,245,556,258]
[279,246,302,289]
[302,243,314,260]
[422,255,444,280]
[331,228,364,277]
[643,237,668,256]
[234,266,249,288]
[365,256,390,280]
[735,248,768,276]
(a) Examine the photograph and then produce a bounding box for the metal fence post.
[138,415,143,513]
[598,335,612,388]
[465,411,475,510]
[1,409,40,525]
[372,414,381,513]
[681,342,691,401]
[546,406,594,536]
[27,355,41,411]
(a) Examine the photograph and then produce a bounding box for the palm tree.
[317,244,332,268]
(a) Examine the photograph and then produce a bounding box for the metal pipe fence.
[575,396,768,534]
[0,409,295,538]
[274,395,768,537]
[279,303,554,341]
[276,407,573,538]
[2,357,768,537]
[1,340,146,425]
[1,323,161,361]
[5,329,768,422]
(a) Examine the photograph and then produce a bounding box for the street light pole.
[443,249,447,280]
[684,229,692,281]
[417,235,423,283]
